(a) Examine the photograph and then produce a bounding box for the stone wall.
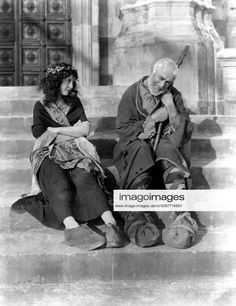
[218,48,236,115]
[71,0,99,86]
[98,0,136,84]
[112,0,223,115]
[212,0,236,48]
[97,0,232,86]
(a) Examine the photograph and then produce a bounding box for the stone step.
[0,116,32,136]
[190,156,236,189]
[0,132,119,160]
[0,116,117,136]
[191,135,236,159]
[0,277,235,306]
[0,157,236,231]
[0,114,148,137]
[0,135,33,159]
[1,115,236,137]
[0,157,236,197]
[3,200,236,232]
[0,86,125,117]
[190,115,236,135]
[0,85,236,132]
[0,132,236,160]
[0,225,235,285]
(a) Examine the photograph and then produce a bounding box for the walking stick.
[153,45,190,152]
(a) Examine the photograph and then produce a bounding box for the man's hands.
[161,91,174,107]
[138,91,180,140]
[160,91,179,128]
[150,92,174,123]
[138,116,156,140]
[151,106,168,123]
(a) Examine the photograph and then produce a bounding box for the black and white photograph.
[0,0,236,305]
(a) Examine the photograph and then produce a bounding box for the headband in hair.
[45,64,75,78]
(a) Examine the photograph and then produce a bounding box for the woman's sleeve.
[31,102,48,138]
[70,97,89,126]
[79,108,88,122]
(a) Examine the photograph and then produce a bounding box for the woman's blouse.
[32,97,88,138]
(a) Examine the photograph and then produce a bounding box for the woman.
[12,63,124,250]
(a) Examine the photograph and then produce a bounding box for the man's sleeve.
[173,89,190,120]
[116,87,144,142]
[167,89,192,147]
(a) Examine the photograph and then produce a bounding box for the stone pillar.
[227,0,236,48]
[71,0,99,85]
[113,0,220,114]
[203,0,224,51]
[200,0,217,114]
[218,48,236,115]
[212,0,227,46]
[202,0,224,115]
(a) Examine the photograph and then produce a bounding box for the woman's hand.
[53,121,90,138]
[47,127,60,133]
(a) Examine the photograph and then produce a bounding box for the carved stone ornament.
[0,0,13,13]
[22,0,38,14]
[23,24,39,40]
[48,24,64,40]
[48,49,64,63]
[0,49,13,65]
[23,49,39,65]
[48,0,63,14]
[0,75,13,86]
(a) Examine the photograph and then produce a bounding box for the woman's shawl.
[29,97,105,195]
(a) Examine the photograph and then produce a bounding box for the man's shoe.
[64,224,106,250]
[105,224,125,248]
[127,220,160,247]
[124,212,160,247]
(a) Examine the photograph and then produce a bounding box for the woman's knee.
[52,190,72,204]
[38,158,69,189]
[71,168,97,188]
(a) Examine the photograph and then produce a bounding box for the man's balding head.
[147,58,178,96]
[152,58,178,78]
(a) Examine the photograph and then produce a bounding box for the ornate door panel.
[0,0,71,86]
[0,0,16,86]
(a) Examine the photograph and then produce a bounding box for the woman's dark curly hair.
[39,62,79,105]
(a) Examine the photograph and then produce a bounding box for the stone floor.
[0,277,236,306]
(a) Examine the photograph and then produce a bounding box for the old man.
[112,58,198,248]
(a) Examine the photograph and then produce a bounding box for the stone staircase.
[0,86,236,305]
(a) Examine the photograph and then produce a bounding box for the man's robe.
[113,79,193,189]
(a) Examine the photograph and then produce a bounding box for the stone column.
[200,0,218,114]
[218,48,236,115]
[71,0,99,85]
[113,0,220,114]
[227,0,236,48]
[203,0,225,114]
[203,0,224,51]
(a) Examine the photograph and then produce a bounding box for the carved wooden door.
[0,0,71,86]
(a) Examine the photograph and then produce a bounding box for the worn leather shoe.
[105,223,125,248]
[11,195,38,214]
[128,221,160,247]
[64,224,106,250]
